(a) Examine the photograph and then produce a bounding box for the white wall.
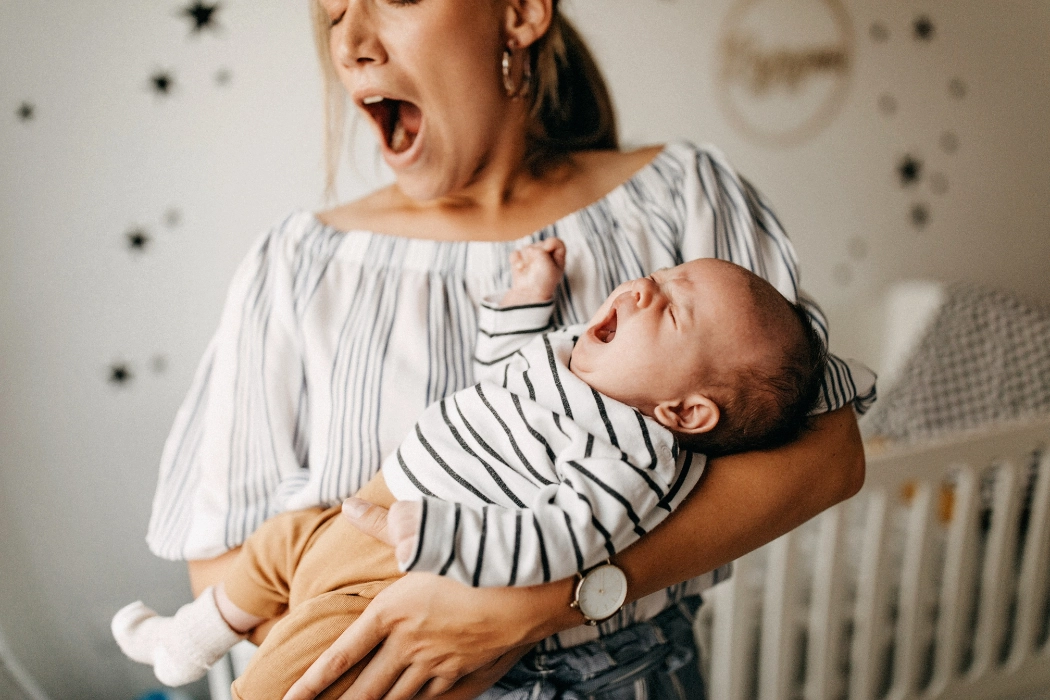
[1,1,1048,698]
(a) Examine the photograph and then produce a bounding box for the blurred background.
[1,1,1048,698]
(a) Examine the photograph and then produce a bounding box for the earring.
[502,46,532,99]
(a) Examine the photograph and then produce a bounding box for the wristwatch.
[570,560,628,625]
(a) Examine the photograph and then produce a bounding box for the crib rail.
[699,417,1050,700]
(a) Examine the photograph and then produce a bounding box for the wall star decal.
[126,228,151,252]
[182,2,220,33]
[910,203,930,228]
[150,71,175,96]
[914,15,934,41]
[17,102,35,121]
[109,363,133,386]
[898,156,922,185]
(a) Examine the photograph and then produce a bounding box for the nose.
[613,278,657,312]
[632,277,658,307]
[332,1,388,68]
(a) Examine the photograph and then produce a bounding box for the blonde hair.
[310,0,618,197]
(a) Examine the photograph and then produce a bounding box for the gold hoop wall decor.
[716,0,855,148]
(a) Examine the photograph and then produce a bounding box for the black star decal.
[914,15,934,41]
[182,2,220,32]
[17,102,35,121]
[898,156,922,186]
[151,71,175,96]
[910,203,930,229]
[126,228,151,251]
[869,22,889,43]
[109,363,134,386]
[214,67,232,86]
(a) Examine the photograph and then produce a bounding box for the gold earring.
[502,46,532,98]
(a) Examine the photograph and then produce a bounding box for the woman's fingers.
[281,608,387,700]
[342,497,393,545]
[345,647,428,700]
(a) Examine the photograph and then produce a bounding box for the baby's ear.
[653,395,719,435]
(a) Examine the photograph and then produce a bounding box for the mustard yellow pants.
[224,475,401,700]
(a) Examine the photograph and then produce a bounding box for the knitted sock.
[111,587,247,686]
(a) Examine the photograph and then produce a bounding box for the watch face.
[578,564,628,621]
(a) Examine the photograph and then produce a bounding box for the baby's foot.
[111,587,245,686]
[503,238,567,307]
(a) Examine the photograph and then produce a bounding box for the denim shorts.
[476,597,705,700]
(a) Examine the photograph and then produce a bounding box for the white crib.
[695,418,1050,700]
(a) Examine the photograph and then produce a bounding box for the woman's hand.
[282,499,581,700]
[283,572,548,700]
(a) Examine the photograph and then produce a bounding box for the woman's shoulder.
[314,185,404,235]
[577,141,735,199]
[571,143,665,192]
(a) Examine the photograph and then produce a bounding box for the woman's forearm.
[616,404,864,602]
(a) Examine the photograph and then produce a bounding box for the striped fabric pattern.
[146,141,875,649]
[388,298,698,588]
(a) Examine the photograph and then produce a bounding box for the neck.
[412,104,561,221]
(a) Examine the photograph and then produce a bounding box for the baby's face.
[569,259,762,414]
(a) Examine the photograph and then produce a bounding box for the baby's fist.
[503,238,566,307]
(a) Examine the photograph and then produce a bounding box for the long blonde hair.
[310,0,618,197]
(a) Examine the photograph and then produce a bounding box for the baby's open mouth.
[362,97,421,155]
[593,308,617,343]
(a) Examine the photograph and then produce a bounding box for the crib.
[694,417,1050,700]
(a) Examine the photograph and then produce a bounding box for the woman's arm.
[283,404,865,700]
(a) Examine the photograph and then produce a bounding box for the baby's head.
[570,259,826,456]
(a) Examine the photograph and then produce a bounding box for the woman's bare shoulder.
[315,185,404,234]
[571,144,665,193]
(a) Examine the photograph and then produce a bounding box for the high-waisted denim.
[477,597,705,700]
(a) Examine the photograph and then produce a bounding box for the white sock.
[111,587,247,686]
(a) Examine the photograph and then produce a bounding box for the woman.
[147,0,874,698]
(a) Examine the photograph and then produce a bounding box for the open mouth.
[592,308,617,343]
[362,96,421,155]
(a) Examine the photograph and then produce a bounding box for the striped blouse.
[146,141,876,648]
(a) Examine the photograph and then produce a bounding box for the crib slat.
[1008,448,1050,667]
[889,482,938,700]
[710,549,763,700]
[760,530,802,700]
[929,468,981,694]
[850,490,894,700]
[805,505,848,700]
[970,459,1024,678]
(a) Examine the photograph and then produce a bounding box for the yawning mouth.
[362,96,422,155]
[592,308,617,343]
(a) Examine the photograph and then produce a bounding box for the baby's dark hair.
[678,297,828,457]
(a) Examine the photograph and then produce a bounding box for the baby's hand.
[502,238,566,307]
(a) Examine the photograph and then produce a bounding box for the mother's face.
[320,0,519,201]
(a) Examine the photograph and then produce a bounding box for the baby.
[113,239,826,699]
